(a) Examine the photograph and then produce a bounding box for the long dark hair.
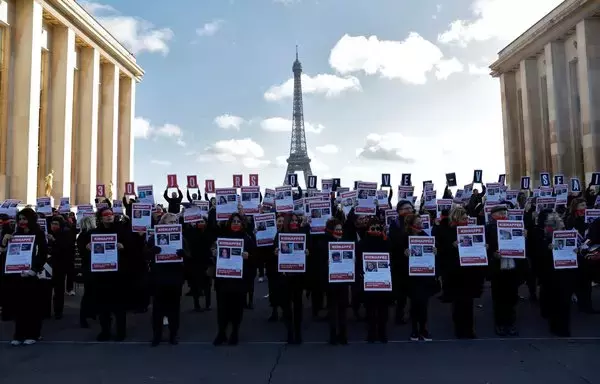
[226,213,246,231]
[17,207,39,232]
[282,213,300,232]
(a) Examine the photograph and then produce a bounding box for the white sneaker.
[162,317,169,326]
[23,339,36,345]
[10,340,22,346]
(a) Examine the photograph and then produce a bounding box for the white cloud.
[198,138,270,169]
[196,19,224,37]
[437,0,563,46]
[468,63,490,75]
[316,144,339,154]
[214,114,245,131]
[275,155,288,167]
[435,57,464,79]
[264,73,361,101]
[80,1,174,55]
[133,117,186,146]
[260,117,325,133]
[150,159,172,166]
[329,33,463,84]
[356,133,418,163]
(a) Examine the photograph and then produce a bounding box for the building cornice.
[43,0,144,81]
[489,0,597,77]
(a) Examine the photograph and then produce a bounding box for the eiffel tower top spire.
[283,46,313,187]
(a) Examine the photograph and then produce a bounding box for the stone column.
[117,76,135,195]
[98,63,120,197]
[545,40,574,177]
[576,18,600,185]
[499,72,522,188]
[75,47,100,204]
[520,59,545,179]
[48,26,76,200]
[8,0,43,204]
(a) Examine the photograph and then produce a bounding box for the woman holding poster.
[273,213,310,344]
[183,216,215,312]
[146,213,188,346]
[213,213,252,346]
[434,206,485,339]
[2,208,48,346]
[87,207,129,342]
[357,217,392,343]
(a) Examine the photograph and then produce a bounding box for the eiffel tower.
[283,46,313,187]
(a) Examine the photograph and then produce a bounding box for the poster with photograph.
[4,235,35,274]
[486,183,502,202]
[36,197,53,215]
[420,214,432,236]
[254,213,277,247]
[376,190,389,209]
[131,203,152,232]
[183,205,203,223]
[240,186,260,215]
[90,234,118,272]
[263,188,276,206]
[552,230,578,269]
[397,186,414,200]
[457,225,488,266]
[278,233,306,272]
[137,185,155,205]
[309,201,331,234]
[328,242,355,283]
[321,179,333,193]
[58,197,71,214]
[340,190,357,215]
[304,196,325,216]
[38,219,47,234]
[385,209,398,228]
[436,199,452,218]
[154,224,183,263]
[584,209,600,225]
[355,182,377,215]
[216,188,238,220]
[76,204,94,224]
[536,197,557,212]
[554,184,569,205]
[423,190,436,210]
[497,220,526,258]
[275,186,293,213]
[112,199,123,215]
[293,198,305,215]
[362,252,392,291]
[216,238,244,278]
[408,236,436,276]
[467,217,478,226]
[508,209,524,221]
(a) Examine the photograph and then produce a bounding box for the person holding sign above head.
[357,217,392,343]
[2,208,48,346]
[434,206,485,339]
[164,186,184,214]
[86,207,129,342]
[213,213,252,346]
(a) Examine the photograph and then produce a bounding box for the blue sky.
[81,0,564,200]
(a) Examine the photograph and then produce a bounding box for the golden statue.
[107,181,114,201]
[44,170,54,197]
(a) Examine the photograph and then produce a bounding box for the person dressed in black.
[147,213,188,346]
[47,216,72,319]
[77,216,97,328]
[486,205,527,336]
[357,216,392,343]
[1,208,48,346]
[87,207,130,341]
[183,217,215,311]
[213,213,253,346]
[163,187,183,214]
[389,199,415,324]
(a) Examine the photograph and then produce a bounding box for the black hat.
[490,205,508,215]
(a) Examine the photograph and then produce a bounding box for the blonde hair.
[159,213,179,224]
[80,216,97,231]
[449,206,467,223]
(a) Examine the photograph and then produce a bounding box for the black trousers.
[365,299,388,338]
[282,288,303,338]
[97,293,126,337]
[65,261,75,292]
[13,277,43,341]
[575,267,593,311]
[540,281,572,333]
[52,271,67,316]
[311,288,325,316]
[216,290,244,335]
[491,272,520,327]
[409,296,429,331]
[266,270,280,308]
[328,290,348,337]
[452,297,474,336]
[190,274,212,309]
[152,285,182,339]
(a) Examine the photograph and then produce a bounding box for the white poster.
[131,203,152,232]
[154,224,183,263]
[457,225,488,266]
[4,235,35,274]
[216,188,238,220]
[328,242,355,283]
[263,188,276,206]
[278,233,306,272]
[275,186,293,213]
[436,199,452,218]
[552,230,578,269]
[90,234,118,272]
[496,220,526,258]
[356,182,377,215]
[254,213,277,247]
[408,236,436,276]
[507,209,524,221]
[309,201,331,234]
[112,199,123,215]
[58,197,71,214]
[36,197,53,215]
[362,252,392,291]
[376,190,389,209]
[584,209,600,225]
[216,238,244,278]
[420,214,432,236]
[340,190,357,215]
[137,185,155,205]
[240,186,260,215]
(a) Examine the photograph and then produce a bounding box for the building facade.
[490,0,600,189]
[0,0,143,205]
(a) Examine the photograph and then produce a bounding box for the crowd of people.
[0,179,599,348]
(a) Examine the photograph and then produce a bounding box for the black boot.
[268,308,278,322]
[213,331,227,346]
